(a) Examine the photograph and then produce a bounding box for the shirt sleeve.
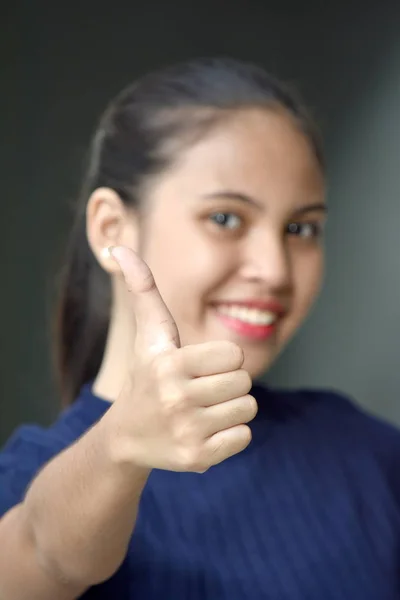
[0,421,136,600]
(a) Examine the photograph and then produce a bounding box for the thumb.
[109,246,180,353]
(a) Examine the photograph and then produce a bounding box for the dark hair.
[54,57,324,405]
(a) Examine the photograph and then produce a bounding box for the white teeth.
[216,305,277,326]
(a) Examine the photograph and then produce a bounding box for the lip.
[211,299,287,341]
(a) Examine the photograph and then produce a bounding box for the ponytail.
[54,207,111,405]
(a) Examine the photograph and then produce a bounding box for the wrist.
[98,406,152,483]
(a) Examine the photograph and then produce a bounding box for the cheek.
[142,227,231,316]
[293,250,324,315]
[279,251,323,346]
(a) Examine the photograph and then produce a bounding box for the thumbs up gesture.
[106,246,258,474]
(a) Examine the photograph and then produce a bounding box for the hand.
[106,246,258,474]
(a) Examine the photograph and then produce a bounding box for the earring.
[101,247,112,259]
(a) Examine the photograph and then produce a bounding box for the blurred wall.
[1,1,400,442]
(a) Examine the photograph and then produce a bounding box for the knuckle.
[172,416,197,444]
[161,388,187,416]
[241,424,253,446]
[230,401,246,422]
[136,260,156,292]
[153,352,179,381]
[209,435,226,460]
[213,375,233,396]
[224,341,244,367]
[176,445,204,472]
[247,395,258,420]
[238,369,252,394]
[229,395,257,423]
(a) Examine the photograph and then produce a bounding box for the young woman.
[0,58,399,600]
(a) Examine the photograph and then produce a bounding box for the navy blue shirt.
[1,383,400,599]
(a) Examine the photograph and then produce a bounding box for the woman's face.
[137,108,326,379]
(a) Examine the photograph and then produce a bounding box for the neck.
[93,307,135,402]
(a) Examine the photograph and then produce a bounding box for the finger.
[187,369,252,406]
[110,246,180,352]
[180,341,244,377]
[204,424,253,466]
[199,394,258,437]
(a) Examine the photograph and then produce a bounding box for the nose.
[240,231,291,291]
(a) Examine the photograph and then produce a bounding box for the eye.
[209,212,242,230]
[286,221,323,239]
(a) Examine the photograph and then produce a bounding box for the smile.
[213,304,280,340]
[216,304,277,326]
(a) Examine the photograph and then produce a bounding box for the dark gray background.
[2,1,400,443]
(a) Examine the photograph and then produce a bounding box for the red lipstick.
[213,299,286,341]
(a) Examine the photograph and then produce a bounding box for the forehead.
[149,108,325,209]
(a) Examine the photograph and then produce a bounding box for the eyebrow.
[201,191,328,216]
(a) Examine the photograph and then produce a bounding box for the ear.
[86,187,139,274]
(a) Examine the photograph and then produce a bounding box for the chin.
[243,349,277,380]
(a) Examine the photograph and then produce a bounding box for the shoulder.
[0,385,110,516]
[255,381,400,441]
[256,382,400,500]
[296,386,400,448]
[272,383,400,450]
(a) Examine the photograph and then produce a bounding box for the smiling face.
[130,107,326,379]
